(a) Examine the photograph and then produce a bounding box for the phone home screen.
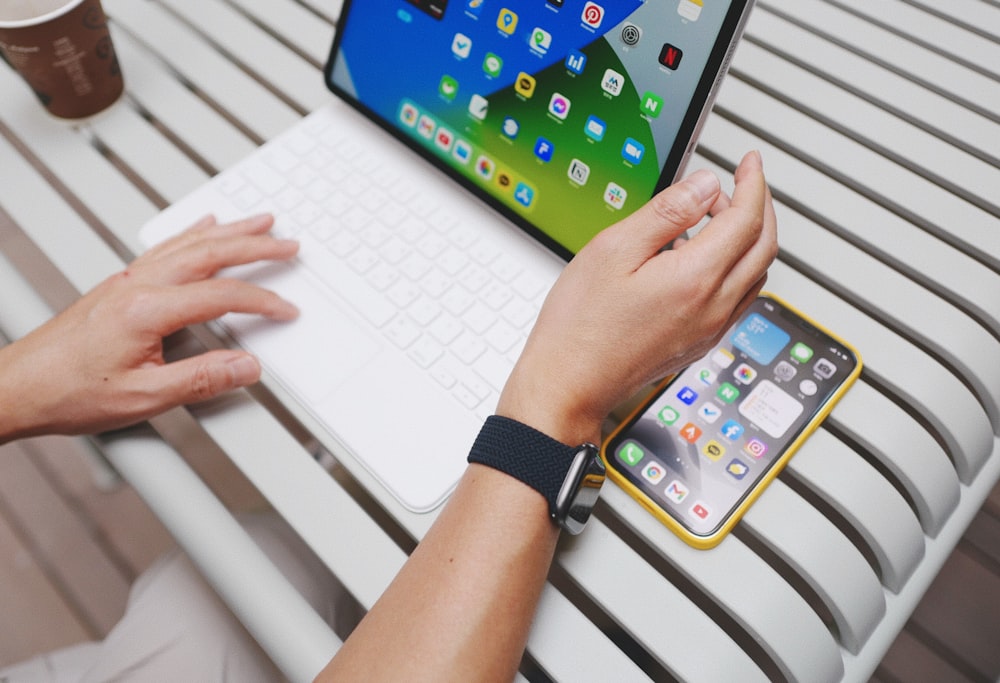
[607,295,861,542]
[330,0,741,255]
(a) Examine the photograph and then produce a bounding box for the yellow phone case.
[600,292,863,550]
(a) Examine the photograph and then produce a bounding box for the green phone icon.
[658,405,680,426]
[618,441,645,467]
[483,53,503,78]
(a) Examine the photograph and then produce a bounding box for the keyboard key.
[296,235,395,327]
[409,335,444,369]
[385,315,420,349]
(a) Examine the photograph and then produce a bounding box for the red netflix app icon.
[658,43,683,70]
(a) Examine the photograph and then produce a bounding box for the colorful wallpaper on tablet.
[330,0,737,255]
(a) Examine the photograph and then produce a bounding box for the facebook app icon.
[565,50,587,75]
[534,137,554,162]
[721,420,745,441]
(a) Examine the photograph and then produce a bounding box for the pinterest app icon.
[581,2,605,29]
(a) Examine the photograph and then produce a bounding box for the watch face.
[557,444,605,534]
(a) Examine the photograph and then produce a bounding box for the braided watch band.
[467,414,583,517]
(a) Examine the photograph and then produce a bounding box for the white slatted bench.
[1,1,997,681]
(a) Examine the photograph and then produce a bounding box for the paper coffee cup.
[0,0,123,119]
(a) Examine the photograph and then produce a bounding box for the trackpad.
[222,262,382,403]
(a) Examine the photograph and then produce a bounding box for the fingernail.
[228,354,261,385]
[685,169,721,203]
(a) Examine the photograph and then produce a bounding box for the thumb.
[148,351,262,407]
[602,169,721,259]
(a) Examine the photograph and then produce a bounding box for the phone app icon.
[774,360,797,382]
[400,103,419,128]
[720,419,744,441]
[601,68,625,96]
[814,358,837,379]
[702,440,725,461]
[502,117,519,139]
[514,72,536,98]
[726,459,750,481]
[640,91,664,119]
[514,182,534,208]
[622,138,645,164]
[475,155,495,180]
[712,348,735,369]
[734,363,757,385]
[621,23,642,46]
[658,43,684,70]
[466,0,485,15]
[530,27,552,55]
[642,462,666,485]
[604,183,627,210]
[691,502,711,520]
[548,93,571,120]
[678,0,703,21]
[452,140,472,165]
[581,2,604,29]
[439,75,459,101]
[618,440,645,466]
[565,50,587,74]
[567,159,590,185]
[434,127,454,152]
[744,437,768,459]
[717,382,740,404]
[483,52,503,78]
[547,0,564,6]
[496,172,512,189]
[584,115,606,141]
[791,342,814,364]
[417,114,435,139]
[697,367,716,385]
[658,405,680,426]
[497,8,518,34]
[534,137,554,163]
[698,402,722,424]
[468,94,489,120]
[677,386,698,405]
[680,422,702,444]
[665,480,689,504]
[452,33,472,59]
[800,379,818,396]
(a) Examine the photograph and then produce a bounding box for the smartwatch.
[468,415,606,534]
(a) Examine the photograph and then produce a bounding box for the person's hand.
[498,151,778,445]
[0,214,299,442]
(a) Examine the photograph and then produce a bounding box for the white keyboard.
[212,115,553,419]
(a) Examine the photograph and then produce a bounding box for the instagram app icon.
[744,438,768,459]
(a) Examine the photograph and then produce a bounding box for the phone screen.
[604,295,861,544]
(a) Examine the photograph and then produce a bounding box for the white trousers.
[0,513,361,683]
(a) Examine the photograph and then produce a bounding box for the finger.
[136,350,263,409]
[681,151,768,273]
[140,214,276,264]
[135,232,299,286]
[136,279,299,336]
[594,168,722,263]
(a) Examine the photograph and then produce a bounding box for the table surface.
[1,1,999,681]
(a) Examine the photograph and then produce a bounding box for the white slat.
[602,484,845,683]
[297,0,343,24]
[746,8,1000,163]
[905,0,1000,37]
[761,0,1000,118]
[730,39,1000,209]
[104,0,301,141]
[712,77,999,269]
[829,0,1000,79]
[227,0,336,67]
[110,26,258,171]
[557,518,769,682]
[828,382,960,538]
[160,0,333,113]
[697,113,1000,338]
[741,479,885,654]
[786,430,925,594]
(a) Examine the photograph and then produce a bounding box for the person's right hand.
[498,151,778,445]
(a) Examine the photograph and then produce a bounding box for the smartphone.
[602,294,862,549]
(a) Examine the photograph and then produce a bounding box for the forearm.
[316,464,558,682]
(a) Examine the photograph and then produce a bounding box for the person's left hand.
[0,214,299,442]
